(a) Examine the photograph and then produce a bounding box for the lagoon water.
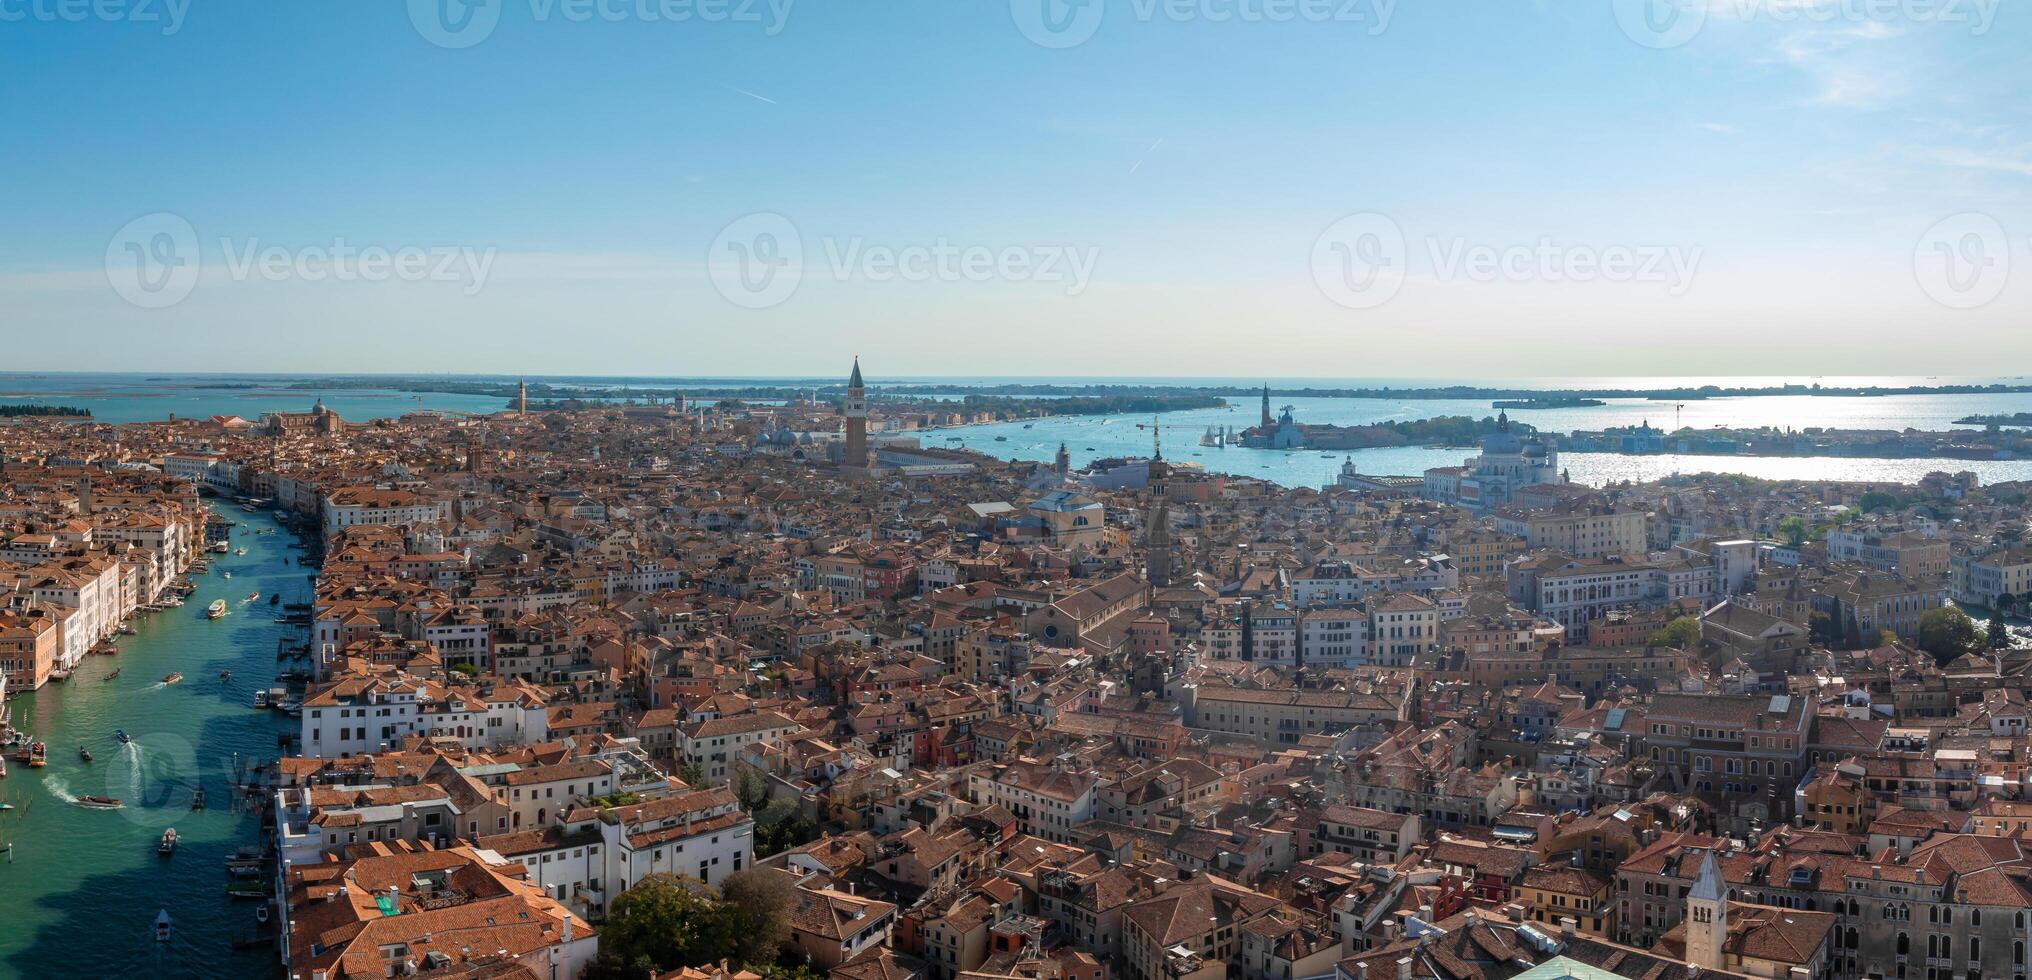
[0,373,506,425]
[929,391,2032,488]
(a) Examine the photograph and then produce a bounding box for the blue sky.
[1,0,2027,377]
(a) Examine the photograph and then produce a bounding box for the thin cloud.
[1129,138,1164,176]
[721,84,778,105]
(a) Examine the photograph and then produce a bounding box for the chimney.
[563,916,573,943]
[1396,958,1413,980]
[1418,904,1432,923]
[1559,917,1577,938]
[1356,964,1368,980]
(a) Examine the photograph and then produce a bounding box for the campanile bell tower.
[843,356,869,472]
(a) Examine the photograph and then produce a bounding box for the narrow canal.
[0,504,305,978]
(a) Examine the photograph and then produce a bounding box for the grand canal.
[0,505,302,978]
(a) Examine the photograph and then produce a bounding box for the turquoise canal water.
[0,506,302,978]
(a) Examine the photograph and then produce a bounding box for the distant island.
[0,404,91,418]
[1954,414,2032,428]
[1492,397,1606,409]
[300,376,2032,405]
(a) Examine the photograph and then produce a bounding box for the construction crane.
[1133,417,1215,454]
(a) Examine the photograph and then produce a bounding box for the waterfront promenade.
[0,505,299,978]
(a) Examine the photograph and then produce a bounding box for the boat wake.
[147,681,168,691]
[43,776,78,805]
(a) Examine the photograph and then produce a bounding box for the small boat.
[221,571,231,580]
[219,670,231,682]
[103,669,120,681]
[114,730,132,745]
[207,600,227,619]
[162,672,183,685]
[0,801,12,809]
[77,795,122,809]
[191,789,205,811]
[235,548,247,556]
[251,690,270,709]
[255,904,270,925]
[155,910,172,941]
[269,594,280,605]
[993,435,1008,442]
[78,746,93,763]
[159,828,178,855]
[26,743,45,768]
[244,592,259,602]
[118,624,137,636]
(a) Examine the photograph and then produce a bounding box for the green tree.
[720,868,796,965]
[587,874,741,977]
[1646,616,1701,650]
[1859,490,1900,513]
[1990,608,2011,649]
[1915,606,1982,665]
[679,761,708,787]
[733,767,771,811]
[1777,515,1809,548]
[1807,610,1837,648]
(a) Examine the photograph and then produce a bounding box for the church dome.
[1482,412,1522,454]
